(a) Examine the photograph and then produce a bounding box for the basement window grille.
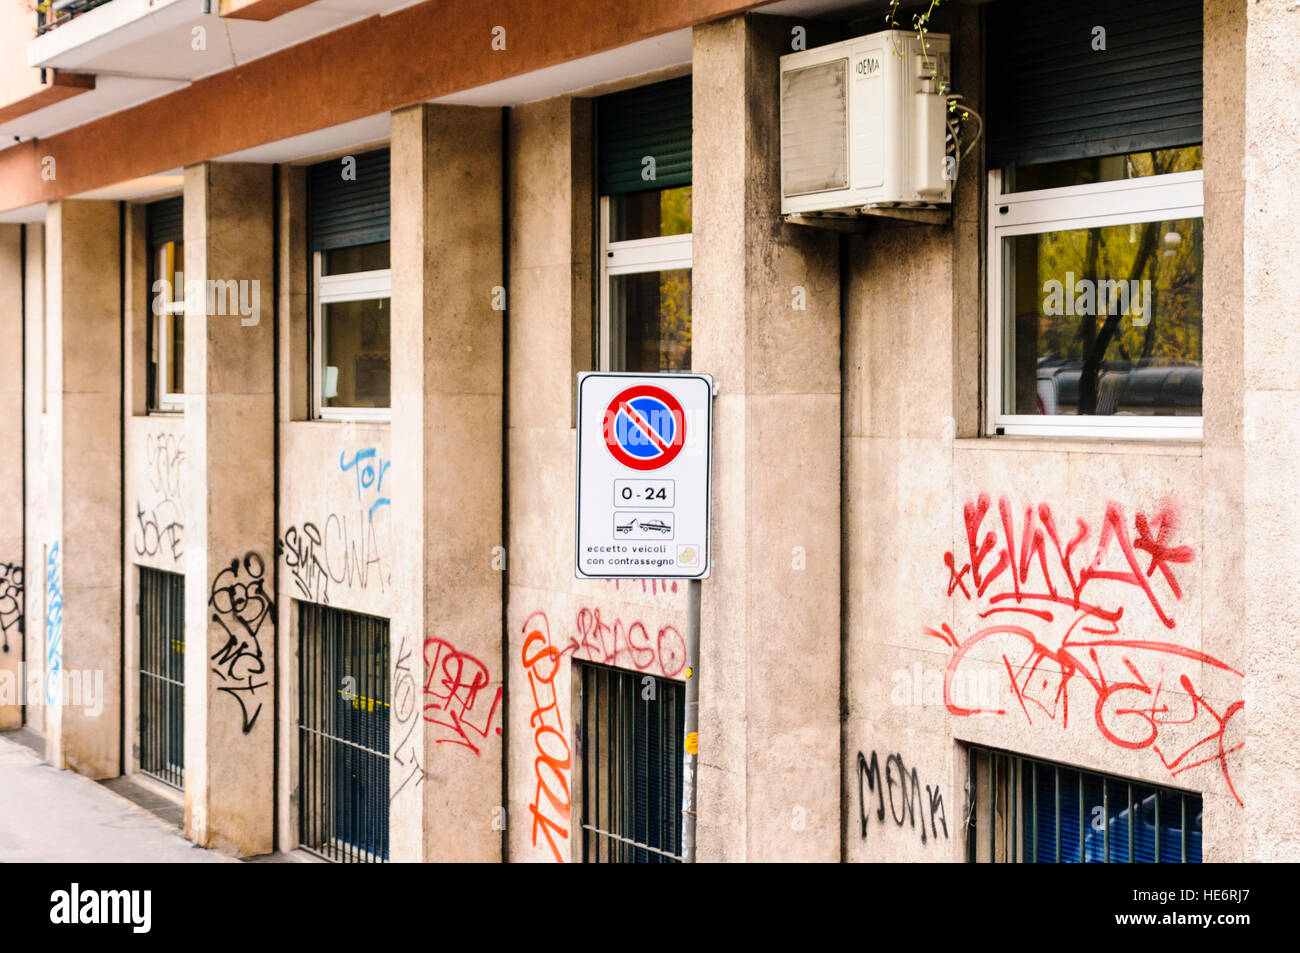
[967,746,1203,863]
[577,662,684,863]
[298,603,390,863]
[139,568,184,789]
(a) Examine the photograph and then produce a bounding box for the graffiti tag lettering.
[930,495,1244,805]
[422,636,501,755]
[133,432,185,562]
[0,561,22,654]
[857,750,948,845]
[521,611,570,863]
[339,447,391,521]
[209,552,273,734]
[390,636,426,802]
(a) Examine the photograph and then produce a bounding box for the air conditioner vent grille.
[781,58,849,197]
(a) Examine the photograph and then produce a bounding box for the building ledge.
[28,0,194,70]
[220,0,317,21]
[0,72,95,126]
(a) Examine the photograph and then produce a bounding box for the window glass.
[1003,217,1203,417]
[1004,146,1202,194]
[323,241,390,276]
[321,297,391,409]
[610,186,692,241]
[151,239,184,405]
[610,269,691,373]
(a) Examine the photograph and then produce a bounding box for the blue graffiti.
[339,447,391,520]
[45,543,63,705]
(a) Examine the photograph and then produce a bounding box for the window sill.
[954,434,1202,457]
[302,417,392,428]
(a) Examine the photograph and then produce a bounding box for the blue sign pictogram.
[603,385,686,471]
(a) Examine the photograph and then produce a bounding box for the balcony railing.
[35,0,118,36]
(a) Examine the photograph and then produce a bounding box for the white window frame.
[312,250,392,422]
[598,195,693,372]
[153,241,184,414]
[986,168,1205,440]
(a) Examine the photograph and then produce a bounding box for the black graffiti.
[133,503,185,561]
[0,561,23,654]
[133,432,185,561]
[390,635,427,803]
[857,750,948,845]
[209,552,273,734]
[278,511,389,605]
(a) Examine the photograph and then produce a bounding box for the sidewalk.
[0,731,233,863]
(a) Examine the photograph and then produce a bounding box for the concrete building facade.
[0,0,1295,862]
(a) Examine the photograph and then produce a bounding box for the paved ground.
[0,731,234,863]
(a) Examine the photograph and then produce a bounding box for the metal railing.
[36,0,118,36]
[298,602,390,863]
[578,662,684,863]
[139,568,184,789]
[967,746,1203,863]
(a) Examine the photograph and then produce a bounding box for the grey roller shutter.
[146,196,183,249]
[986,0,1202,168]
[308,148,391,251]
[598,76,692,196]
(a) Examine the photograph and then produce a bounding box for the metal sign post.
[682,578,700,863]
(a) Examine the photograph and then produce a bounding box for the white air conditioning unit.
[780,30,953,216]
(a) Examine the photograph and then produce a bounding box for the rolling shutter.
[146,196,183,249]
[597,76,692,195]
[308,148,391,251]
[986,0,1202,167]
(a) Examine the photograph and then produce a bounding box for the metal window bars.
[139,568,184,789]
[298,602,391,863]
[965,746,1202,863]
[35,0,116,35]
[578,662,685,863]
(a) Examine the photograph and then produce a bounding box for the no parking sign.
[576,372,712,578]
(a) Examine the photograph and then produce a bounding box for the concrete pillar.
[21,223,44,737]
[390,103,503,862]
[1241,0,1300,860]
[0,225,23,729]
[1196,0,1248,859]
[692,14,842,861]
[40,199,122,775]
[181,163,276,855]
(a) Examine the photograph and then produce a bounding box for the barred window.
[298,603,390,862]
[139,568,184,788]
[967,746,1203,863]
[577,662,684,863]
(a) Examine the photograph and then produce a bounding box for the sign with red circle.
[603,384,686,471]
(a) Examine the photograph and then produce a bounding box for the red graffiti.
[422,636,502,756]
[608,578,679,595]
[566,607,686,678]
[931,496,1244,806]
[521,612,570,863]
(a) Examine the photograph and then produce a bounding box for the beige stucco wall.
[269,157,400,855]
[21,222,43,737]
[0,1,42,114]
[692,14,843,862]
[389,103,506,862]
[0,225,23,729]
[180,161,276,855]
[1240,0,1300,860]
[503,94,695,863]
[840,0,1251,862]
[38,198,122,777]
[3,0,1288,866]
